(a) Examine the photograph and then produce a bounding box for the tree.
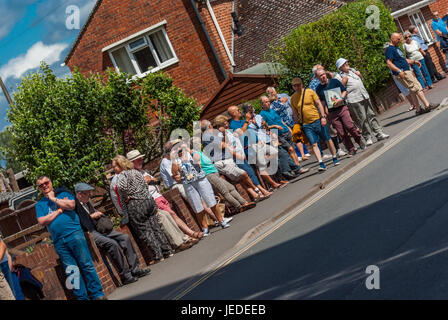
[267,0,397,95]
[7,63,202,189]
[0,128,24,173]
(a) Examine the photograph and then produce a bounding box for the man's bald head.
[390,33,402,45]
[227,106,240,119]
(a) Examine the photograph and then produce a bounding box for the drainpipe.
[205,0,235,67]
[190,0,227,81]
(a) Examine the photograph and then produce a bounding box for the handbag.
[95,215,114,235]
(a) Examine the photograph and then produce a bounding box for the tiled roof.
[382,0,426,13]
[233,0,352,72]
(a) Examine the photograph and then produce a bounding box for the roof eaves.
[64,0,103,65]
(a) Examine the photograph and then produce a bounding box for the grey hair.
[408,25,417,34]
[201,119,211,132]
[403,31,412,38]
[312,64,324,76]
[266,86,276,95]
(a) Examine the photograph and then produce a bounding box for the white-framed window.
[106,22,178,77]
[408,10,434,44]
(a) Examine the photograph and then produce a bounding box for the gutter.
[391,0,435,18]
[190,0,227,82]
[205,0,235,67]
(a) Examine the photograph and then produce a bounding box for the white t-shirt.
[142,171,162,199]
[403,40,424,61]
[160,158,176,189]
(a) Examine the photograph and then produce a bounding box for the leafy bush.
[267,0,396,95]
[8,63,201,189]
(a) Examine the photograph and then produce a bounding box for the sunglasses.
[38,181,50,189]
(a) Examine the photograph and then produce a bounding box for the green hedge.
[267,0,396,94]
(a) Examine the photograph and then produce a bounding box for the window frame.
[407,9,435,45]
[107,23,178,78]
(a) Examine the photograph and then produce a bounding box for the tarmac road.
[109,78,448,300]
[181,102,448,300]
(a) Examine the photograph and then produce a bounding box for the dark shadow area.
[383,114,416,127]
[381,110,412,121]
[123,173,448,300]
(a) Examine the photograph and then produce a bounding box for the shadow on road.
[125,173,448,300]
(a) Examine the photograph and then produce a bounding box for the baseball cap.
[336,58,348,70]
[74,183,94,193]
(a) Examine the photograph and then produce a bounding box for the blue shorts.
[302,119,331,145]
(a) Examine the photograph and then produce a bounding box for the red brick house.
[64,0,236,106]
[64,0,357,112]
[385,0,448,74]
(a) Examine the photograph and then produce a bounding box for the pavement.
[108,76,448,300]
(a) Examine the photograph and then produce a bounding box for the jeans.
[237,161,260,186]
[278,147,300,173]
[0,261,24,300]
[53,230,104,300]
[328,105,362,153]
[412,59,432,88]
[302,119,331,145]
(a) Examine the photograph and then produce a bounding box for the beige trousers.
[157,209,189,248]
[0,270,15,300]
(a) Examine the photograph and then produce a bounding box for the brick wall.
[198,0,234,74]
[396,4,448,74]
[14,232,116,300]
[67,0,232,106]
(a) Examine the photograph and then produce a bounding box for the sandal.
[192,231,203,239]
[408,105,416,112]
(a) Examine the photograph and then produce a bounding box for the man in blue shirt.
[35,176,106,300]
[385,33,438,115]
[431,11,448,70]
[409,25,445,82]
[260,96,301,166]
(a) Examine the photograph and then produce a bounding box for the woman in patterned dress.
[112,155,173,262]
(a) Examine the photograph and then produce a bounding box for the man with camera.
[74,182,151,286]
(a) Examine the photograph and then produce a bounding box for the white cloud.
[0,41,69,81]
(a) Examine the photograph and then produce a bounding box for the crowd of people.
[1,26,446,300]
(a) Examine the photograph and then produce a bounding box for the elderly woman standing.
[403,31,433,90]
[112,155,173,262]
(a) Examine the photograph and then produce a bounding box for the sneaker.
[221,221,230,229]
[358,140,366,151]
[376,133,389,141]
[122,276,138,285]
[337,149,347,157]
[132,267,151,278]
[365,138,373,146]
[322,154,332,161]
[223,217,233,224]
[298,157,302,161]
[333,157,340,166]
[349,149,357,156]
[318,162,327,171]
[202,228,210,237]
[305,153,311,157]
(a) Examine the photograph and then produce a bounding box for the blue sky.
[0,0,97,131]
